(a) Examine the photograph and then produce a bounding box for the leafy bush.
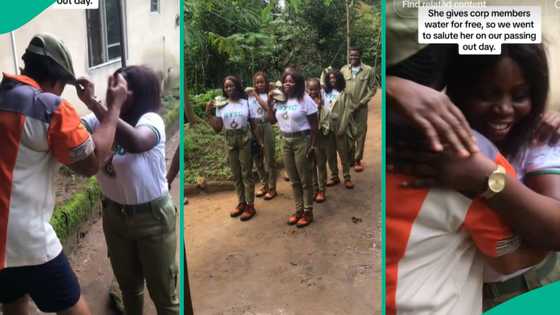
[185,122,230,184]
[188,88,222,119]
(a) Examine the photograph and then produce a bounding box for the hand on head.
[106,73,128,110]
[76,77,95,104]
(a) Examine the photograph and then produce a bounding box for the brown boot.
[344,180,354,189]
[326,178,340,187]
[287,210,304,225]
[296,210,314,228]
[264,190,277,200]
[240,204,256,221]
[354,161,364,172]
[314,191,326,203]
[256,186,267,198]
[230,202,246,217]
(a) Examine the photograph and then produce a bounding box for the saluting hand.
[76,77,96,105]
[106,73,128,110]
[206,101,215,114]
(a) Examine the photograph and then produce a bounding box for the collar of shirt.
[2,72,42,89]
[351,66,362,78]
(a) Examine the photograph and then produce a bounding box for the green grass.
[51,178,101,241]
[185,122,231,184]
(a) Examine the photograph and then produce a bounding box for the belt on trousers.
[483,253,558,298]
[281,130,311,138]
[253,118,268,124]
[224,128,248,135]
[105,195,170,216]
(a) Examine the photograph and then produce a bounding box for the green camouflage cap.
[25,33,76,81]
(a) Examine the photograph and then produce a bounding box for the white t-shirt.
[248,93,268,120]
[323,89,340,112]
[216,99,251,130]
[351,66,361,78]
[485,144,560,282]
[274,93,318,133]
[82,112,168,205]
[388,132,520,315]
[512,144,560,180]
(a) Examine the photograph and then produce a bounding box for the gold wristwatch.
[481,164,507,199]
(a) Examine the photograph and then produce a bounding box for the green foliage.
[188,88,222,119]
[184,0,380,182]
[185,0,381,92]
[184,122,231,184]
[51,178,101,241]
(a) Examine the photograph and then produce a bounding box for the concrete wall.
[0,0,179,115]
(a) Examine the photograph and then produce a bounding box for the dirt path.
[185,93,381,315]
[32,129,182,315]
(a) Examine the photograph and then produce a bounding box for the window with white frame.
[86,0,126,67]
[150,0,160,13]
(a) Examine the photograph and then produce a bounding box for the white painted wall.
[0,0,179,115]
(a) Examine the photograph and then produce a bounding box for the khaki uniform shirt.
[341,63,376,111]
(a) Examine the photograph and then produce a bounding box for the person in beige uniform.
[247,71,277,200]
[340,47,376,172]
[267,70,318,227]
[206,75,257,221]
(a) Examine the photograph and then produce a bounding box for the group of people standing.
[0,34,179,315]
[205,47,376,228]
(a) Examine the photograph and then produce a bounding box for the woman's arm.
[266,94,277,124]
[484,246,547,275]
[206,101,223,132]
[525,174,560,201]
[77,78,158,154]
[249,120,262,147]
[167,144,180,189]
[253,92,270,112]
[393,150,560,250]
[114,121,158,154]
[307,113,318,156]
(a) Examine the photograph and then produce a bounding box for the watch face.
[489,172,506,193]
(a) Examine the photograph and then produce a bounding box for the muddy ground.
[185,93,381,315]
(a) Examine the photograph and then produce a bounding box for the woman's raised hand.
[106,73,128,110]
[205,100,215,113]
[76,77,95,105]
[533,111,560,146]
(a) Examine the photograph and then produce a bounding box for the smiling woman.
[446,45,548,158]
[205,75,257,221]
